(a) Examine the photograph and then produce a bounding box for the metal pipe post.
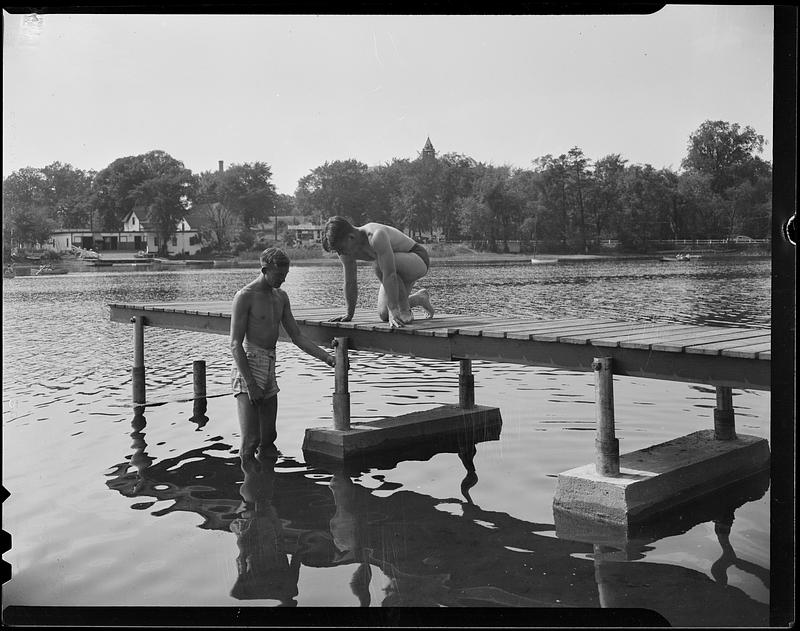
[131,316,146,405]
[593,357,620,476]
[714,386,736,440]
[459,359,475,409]
[333,337,351,430]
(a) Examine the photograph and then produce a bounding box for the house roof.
[182,204,217,230]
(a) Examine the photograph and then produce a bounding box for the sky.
[3,6,774,196]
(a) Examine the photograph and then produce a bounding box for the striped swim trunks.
[231,343,280,399]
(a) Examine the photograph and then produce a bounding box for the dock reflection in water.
[105,408,769,621]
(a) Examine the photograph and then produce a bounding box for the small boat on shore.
[530,258,557,265]
[661,252,701,262]
[34,264,68,275]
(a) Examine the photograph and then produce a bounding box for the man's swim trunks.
[409,243,430,270]
[231,342,280,399]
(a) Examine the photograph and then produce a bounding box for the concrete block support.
[302,404,502,460]
[553,430,770,528]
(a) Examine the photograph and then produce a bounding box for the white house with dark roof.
[48,206,204,255]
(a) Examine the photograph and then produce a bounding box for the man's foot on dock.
[417,289,435,319]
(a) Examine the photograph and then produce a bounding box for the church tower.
[421,136,436,161]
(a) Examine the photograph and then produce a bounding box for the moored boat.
[34,264,68,275]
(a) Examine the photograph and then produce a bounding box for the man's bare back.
[322,216,434,327]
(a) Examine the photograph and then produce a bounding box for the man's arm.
[329,254,358,322]
[281,292,336,367]
[230,290,263,403]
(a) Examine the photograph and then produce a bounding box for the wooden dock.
[108,301,770,390]
[109,301,771,524]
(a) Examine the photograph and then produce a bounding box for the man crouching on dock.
[322,216,435,328]
[231,247,335,459]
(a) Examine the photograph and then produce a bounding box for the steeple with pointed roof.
[421,136,436,161]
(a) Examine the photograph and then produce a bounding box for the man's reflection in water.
[230,454,301,606]
[328,470,373,606]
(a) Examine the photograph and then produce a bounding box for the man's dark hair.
[321,216,353,252]
[260,247,290,268]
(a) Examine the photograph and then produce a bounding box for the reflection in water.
[576,472,771,627]
[231,454,300,605]
[129,407,153,494]
[190,397,209,430]
[710,511,770,590]
[106,411,770,621]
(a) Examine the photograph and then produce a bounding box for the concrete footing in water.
[302,404,502,459]
[553,430,770,530]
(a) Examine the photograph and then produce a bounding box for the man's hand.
[387,310,406,328]
[247,383,265,406]
[329,314,353,322]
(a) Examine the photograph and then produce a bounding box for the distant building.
[421,136,436,161]
[48,206,204,255]
[287,222,325,244]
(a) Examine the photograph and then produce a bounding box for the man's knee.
[378,307,389,322]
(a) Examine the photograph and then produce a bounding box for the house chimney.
[218,160,224,173]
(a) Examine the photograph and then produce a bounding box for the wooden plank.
[721,342,772,359]
[455,318,533,337]
[293,308,347,320]
[685,334,771,356]
[557,322,670,344]
[505,319,618,340]
[462,317,617,339]
[530,321,661,343]
[650,328,770,352]
[591,325,704,350]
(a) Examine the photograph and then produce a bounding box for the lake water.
[2,257,772,625]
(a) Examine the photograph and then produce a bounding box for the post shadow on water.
[101,406,767,625]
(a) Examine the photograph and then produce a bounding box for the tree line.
[2,120,771,255]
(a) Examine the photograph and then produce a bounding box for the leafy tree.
[133,170,194,255]
[2,163,94,245]
[437,153,478,240]
[195,202,241,250]
[456,195,492,245]
[682,120,767,195]
[589,154,627,243]
[40,162,95,228]
[564,147,591,252]
[2,204,55,250]
[275,193,298,217]
[531,154,570,248]
[295,159,372,223]
[217,162,277,228]
[92,150,191,232]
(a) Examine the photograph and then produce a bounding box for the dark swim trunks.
[409,243,430,270]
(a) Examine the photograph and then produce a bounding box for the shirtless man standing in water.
[321,216,435,328]
[230,247,335,459]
